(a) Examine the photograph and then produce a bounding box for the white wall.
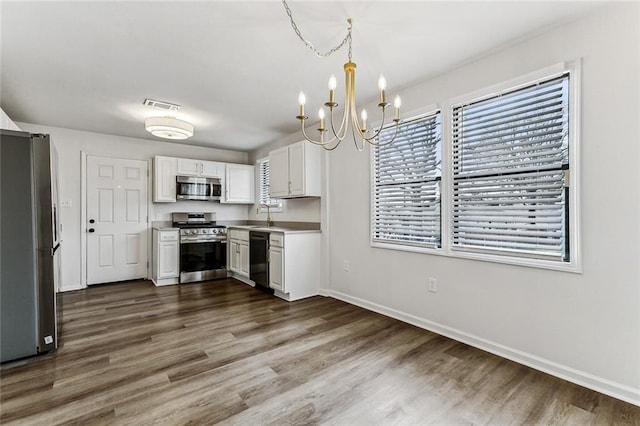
[1,107,21,131]
[17,123,249,292]
[326,3,639,405]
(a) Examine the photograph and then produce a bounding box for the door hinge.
[562,170,570,187]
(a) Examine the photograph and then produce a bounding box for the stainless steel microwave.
[176,175,221,201]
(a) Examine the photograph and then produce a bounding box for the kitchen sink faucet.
[261,204,274,227]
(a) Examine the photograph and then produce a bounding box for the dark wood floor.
[1,279,638,425]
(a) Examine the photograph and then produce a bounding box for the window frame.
[256,157,283,213]
[370,109,443,251]
[369,61,581,273]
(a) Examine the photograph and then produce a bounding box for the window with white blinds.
[257,158,282,211]
[451,74,570,261]
[372,112,441,248]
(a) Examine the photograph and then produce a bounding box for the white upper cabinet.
[177,158,225,178]
[269,146,290,198]
[153,156,178,202]
[223,163,254,204]
[201,161,225,178]
[269,141,321,198]
[154,156,254,204]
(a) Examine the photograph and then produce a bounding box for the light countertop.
[151,221,178,231]
[227,225,321,234]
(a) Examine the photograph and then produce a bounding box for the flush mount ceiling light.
[144,117,194,140]
[282,1,402,151]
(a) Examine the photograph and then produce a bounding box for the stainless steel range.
[172,212,227,283]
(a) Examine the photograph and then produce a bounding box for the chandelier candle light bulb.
[394,95,402,121]
[318,108,325,131]
[361,109,367,132]
[297,92,307,119]
[328,75,337,104]
[378,75,387,104]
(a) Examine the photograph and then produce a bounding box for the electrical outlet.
[428,277,438,293]
[343,260,350,272]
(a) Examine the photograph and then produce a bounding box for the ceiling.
[1,1,605,152]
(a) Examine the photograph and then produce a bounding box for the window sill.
[371,241,582,274]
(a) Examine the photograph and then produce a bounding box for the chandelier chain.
[282,0,352,60]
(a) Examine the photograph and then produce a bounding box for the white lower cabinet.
[268,232,320,301]
[269,246,284,292]
[239,241,249,276]
[229,229,250,278]
[152,228,179,286]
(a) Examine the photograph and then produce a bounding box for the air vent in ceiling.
[143,99,181,111]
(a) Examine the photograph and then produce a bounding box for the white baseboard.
[327,289,640,407]
[318,287,331,297]
[60,283,85,292]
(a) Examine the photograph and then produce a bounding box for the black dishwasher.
[249,231,274,294]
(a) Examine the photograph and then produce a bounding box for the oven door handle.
[180,239,227,244]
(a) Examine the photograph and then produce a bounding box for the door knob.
[88,228,95,233]
[89,219,95,224]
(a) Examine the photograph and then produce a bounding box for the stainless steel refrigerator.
[1,129,61,362]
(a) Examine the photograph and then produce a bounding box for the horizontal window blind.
[452,74,570,260]
[258,159,281,208]
[372,113,441,247]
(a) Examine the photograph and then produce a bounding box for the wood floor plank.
[1,278,638,425]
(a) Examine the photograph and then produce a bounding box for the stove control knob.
[212,228,219,234]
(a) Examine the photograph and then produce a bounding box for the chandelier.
[283,2,401,151]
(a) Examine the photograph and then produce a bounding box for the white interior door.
[86,156,148,285]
